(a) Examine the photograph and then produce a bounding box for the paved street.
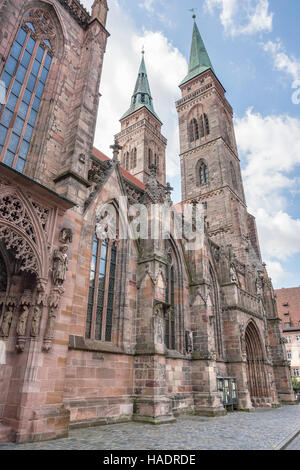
[0,405,300,450]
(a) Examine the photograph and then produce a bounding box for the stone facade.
[0,1,296,443]
[276,287,300,381]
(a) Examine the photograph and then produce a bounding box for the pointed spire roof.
[121,52,162,123]
[180,18,214,86]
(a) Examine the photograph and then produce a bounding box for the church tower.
[116,52,167,186]
[176,17,252,259]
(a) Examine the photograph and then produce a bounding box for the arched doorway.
[245,321,269,404]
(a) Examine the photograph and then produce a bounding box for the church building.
[0,0,296,443]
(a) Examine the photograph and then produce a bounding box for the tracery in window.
[189,114,210,143]
[0,9,56,173]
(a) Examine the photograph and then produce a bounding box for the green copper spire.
[180,18,214,86]
[121,52,161,123]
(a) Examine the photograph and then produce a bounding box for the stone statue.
[230,265,238,283]
[0,305,14,337]
[17,305,30,336]
[185,330,193,354]
[44,307,57,340]
[52,245,69,286]
[255,275,263,296]
[30,306,41,337]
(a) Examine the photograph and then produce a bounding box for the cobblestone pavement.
[285,432,300,450]
[0,405,300,450]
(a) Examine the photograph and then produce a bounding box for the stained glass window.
[165,245,176,350]
[85,238,117,342]
[0,9,55,172]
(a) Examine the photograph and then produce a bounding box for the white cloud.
[235,109,300,283]
[262,40,300,82]
[205,0,273,36]
[139,0,155,13]
[90,0,186,178]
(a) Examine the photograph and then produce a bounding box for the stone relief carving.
[239,324,247,361]
[59,228,73,244]
[153,303,165,345]
[16,290,32,352]
[52,245,69,287]
[42,286,65,353]
[280,336,288,344]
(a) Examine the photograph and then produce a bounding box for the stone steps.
[0,421,13,443]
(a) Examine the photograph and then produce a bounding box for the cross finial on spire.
[141,45,145,55]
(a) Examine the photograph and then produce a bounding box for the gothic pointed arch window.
[165,241,179,350]
[0,9,56,173]
[199,115,205,138]
[125,151,130,170]
[131,148,137,169]
[148,148,153,168]
[204,113,210,135]
[85,211,118,342]
[189,118,199,142]
[198,161,208,186]
[209,266,223,358]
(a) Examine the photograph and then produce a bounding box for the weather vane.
[188,8,198,19]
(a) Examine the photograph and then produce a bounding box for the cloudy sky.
[81,0,300,289]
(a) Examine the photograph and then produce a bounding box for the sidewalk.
[0,405,299,450]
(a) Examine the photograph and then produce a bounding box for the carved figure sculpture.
[17,305,30,336]
[0,305,13,337]
[53,245,69,286]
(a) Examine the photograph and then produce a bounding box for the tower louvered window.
[131,148,137,169]
[199,162,208,185]
[0,9,56,173]
[86,237,117,342]
[189,118,199,142]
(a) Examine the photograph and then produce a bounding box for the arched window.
[209,266,223,358]
[125,151,129,170]
[189,118,199,142]
[0,9,56,173]
[148,148,153,168]
[199,161,208,185]
[204,113,210,135]
[199,115,205,138]
[85,236,117,342]
[165,264,175,350]
[155,154,159,169]
[131,148,137,169]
